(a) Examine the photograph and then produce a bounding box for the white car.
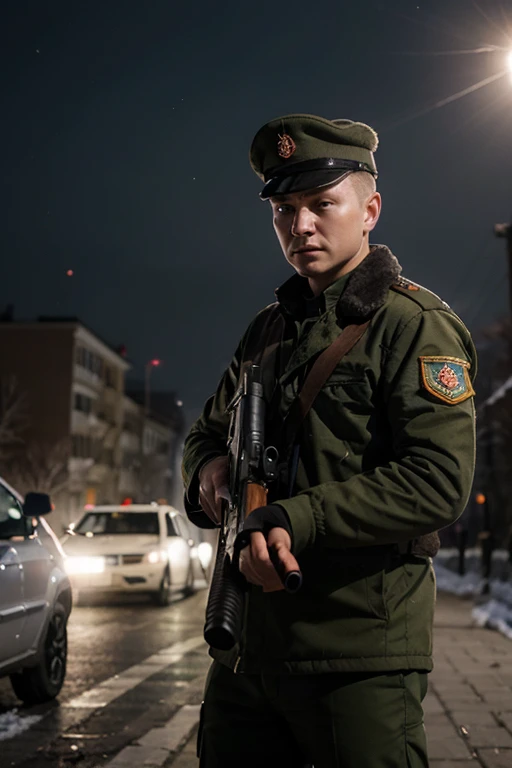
[61,504,211,605]
[0,478,72,704]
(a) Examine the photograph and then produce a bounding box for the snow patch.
[434,553,512,641]
[0,709,43,741]
[434,562,484,597]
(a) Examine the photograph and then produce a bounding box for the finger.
[216,485,231,503]
[239,536,281,590]
[199,488,215,520]
[271,540,300,574]
[239,547,266,587]
[213,488,227,522]
[249,534,283,591]
[199,487,220,524]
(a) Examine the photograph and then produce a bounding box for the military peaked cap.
[250,113,379,200]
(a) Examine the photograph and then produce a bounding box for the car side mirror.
[23,492,52,517]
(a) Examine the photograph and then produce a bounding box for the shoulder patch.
[419,356,475,404]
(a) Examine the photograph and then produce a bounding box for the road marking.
[64,635,205,709]
[95,704,201,767]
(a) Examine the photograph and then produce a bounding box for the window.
[72,435,95,458]
[166,513,178,537]
[0,484,28,539]
[75,512,159,535]
[74,392,93,414]
[75,347,104,377]
[105,367,116,388]
[171,514,190,541]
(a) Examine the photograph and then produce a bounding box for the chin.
[294,263,330,278]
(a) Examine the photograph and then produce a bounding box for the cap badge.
[277,133,296,159]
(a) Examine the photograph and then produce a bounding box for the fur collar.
[276,244,402,320]
[339,244,402,319]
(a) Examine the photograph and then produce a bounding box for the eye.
[276,204,293,214]
[318,200,333,209]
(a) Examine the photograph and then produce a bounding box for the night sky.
[2,0,512,424]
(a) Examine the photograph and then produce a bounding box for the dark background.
[2,0,511,422]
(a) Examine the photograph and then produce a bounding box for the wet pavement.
[1,589,511,766]
[0,588,211,767]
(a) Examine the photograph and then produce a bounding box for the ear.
[363,192,381,234]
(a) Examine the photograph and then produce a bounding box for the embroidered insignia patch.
[419,356,474,404]
[277,133,296,159]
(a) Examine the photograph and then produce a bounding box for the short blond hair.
[349,172,377,204]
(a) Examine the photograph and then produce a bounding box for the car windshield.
[74,512,159,535]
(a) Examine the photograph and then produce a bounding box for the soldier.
[182,114,477,767]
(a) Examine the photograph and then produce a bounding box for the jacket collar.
[275,244,402,321]
[275,245,402,384]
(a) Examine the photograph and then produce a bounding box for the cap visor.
[260,169,351,200]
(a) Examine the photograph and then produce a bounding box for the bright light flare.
[147,549,168,564]
[65,556,105,574]
[507,50,512,75]
[197,542,213,569]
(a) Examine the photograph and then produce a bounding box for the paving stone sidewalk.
[168,592,512,767]
[426,591,512,767]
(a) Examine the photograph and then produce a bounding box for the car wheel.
[182,562,195,597]
[10,602,68,705]
[152,567,171,606]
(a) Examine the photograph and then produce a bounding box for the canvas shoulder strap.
[285,320,371,444]
[243,305,370,444]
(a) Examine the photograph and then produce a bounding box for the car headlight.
[146,549,168,565]
[65,556,105,574]
[197,542,213,569]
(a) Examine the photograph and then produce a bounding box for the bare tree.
[6,438,71,497]
[0,374,28,459]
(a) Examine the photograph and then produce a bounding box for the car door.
[165,512,190,587]
[0,483,27,664]
[16,520,53,651]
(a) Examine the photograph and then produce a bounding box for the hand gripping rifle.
[203,364,302,652]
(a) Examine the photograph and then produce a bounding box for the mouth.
[292,247,322,256]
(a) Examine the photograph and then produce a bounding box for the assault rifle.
[203,364,302,651]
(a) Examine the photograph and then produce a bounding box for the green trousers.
[199,661,429,768]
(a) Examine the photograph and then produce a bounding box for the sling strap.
[285,320,371,444]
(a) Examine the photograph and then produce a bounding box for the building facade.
[0,318,183,531]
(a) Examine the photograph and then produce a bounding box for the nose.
[291,207,315,237]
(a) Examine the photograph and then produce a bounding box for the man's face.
[270,175,381,291]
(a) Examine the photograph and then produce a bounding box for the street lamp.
[145,359,161,414]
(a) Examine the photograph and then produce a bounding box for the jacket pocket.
[365,566,388,621]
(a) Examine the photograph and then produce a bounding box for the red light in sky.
[151,359,161,367]
[66,269,74,276]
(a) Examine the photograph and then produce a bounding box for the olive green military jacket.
[182,246,477,675]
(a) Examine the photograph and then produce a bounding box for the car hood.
[61,534,160,555]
